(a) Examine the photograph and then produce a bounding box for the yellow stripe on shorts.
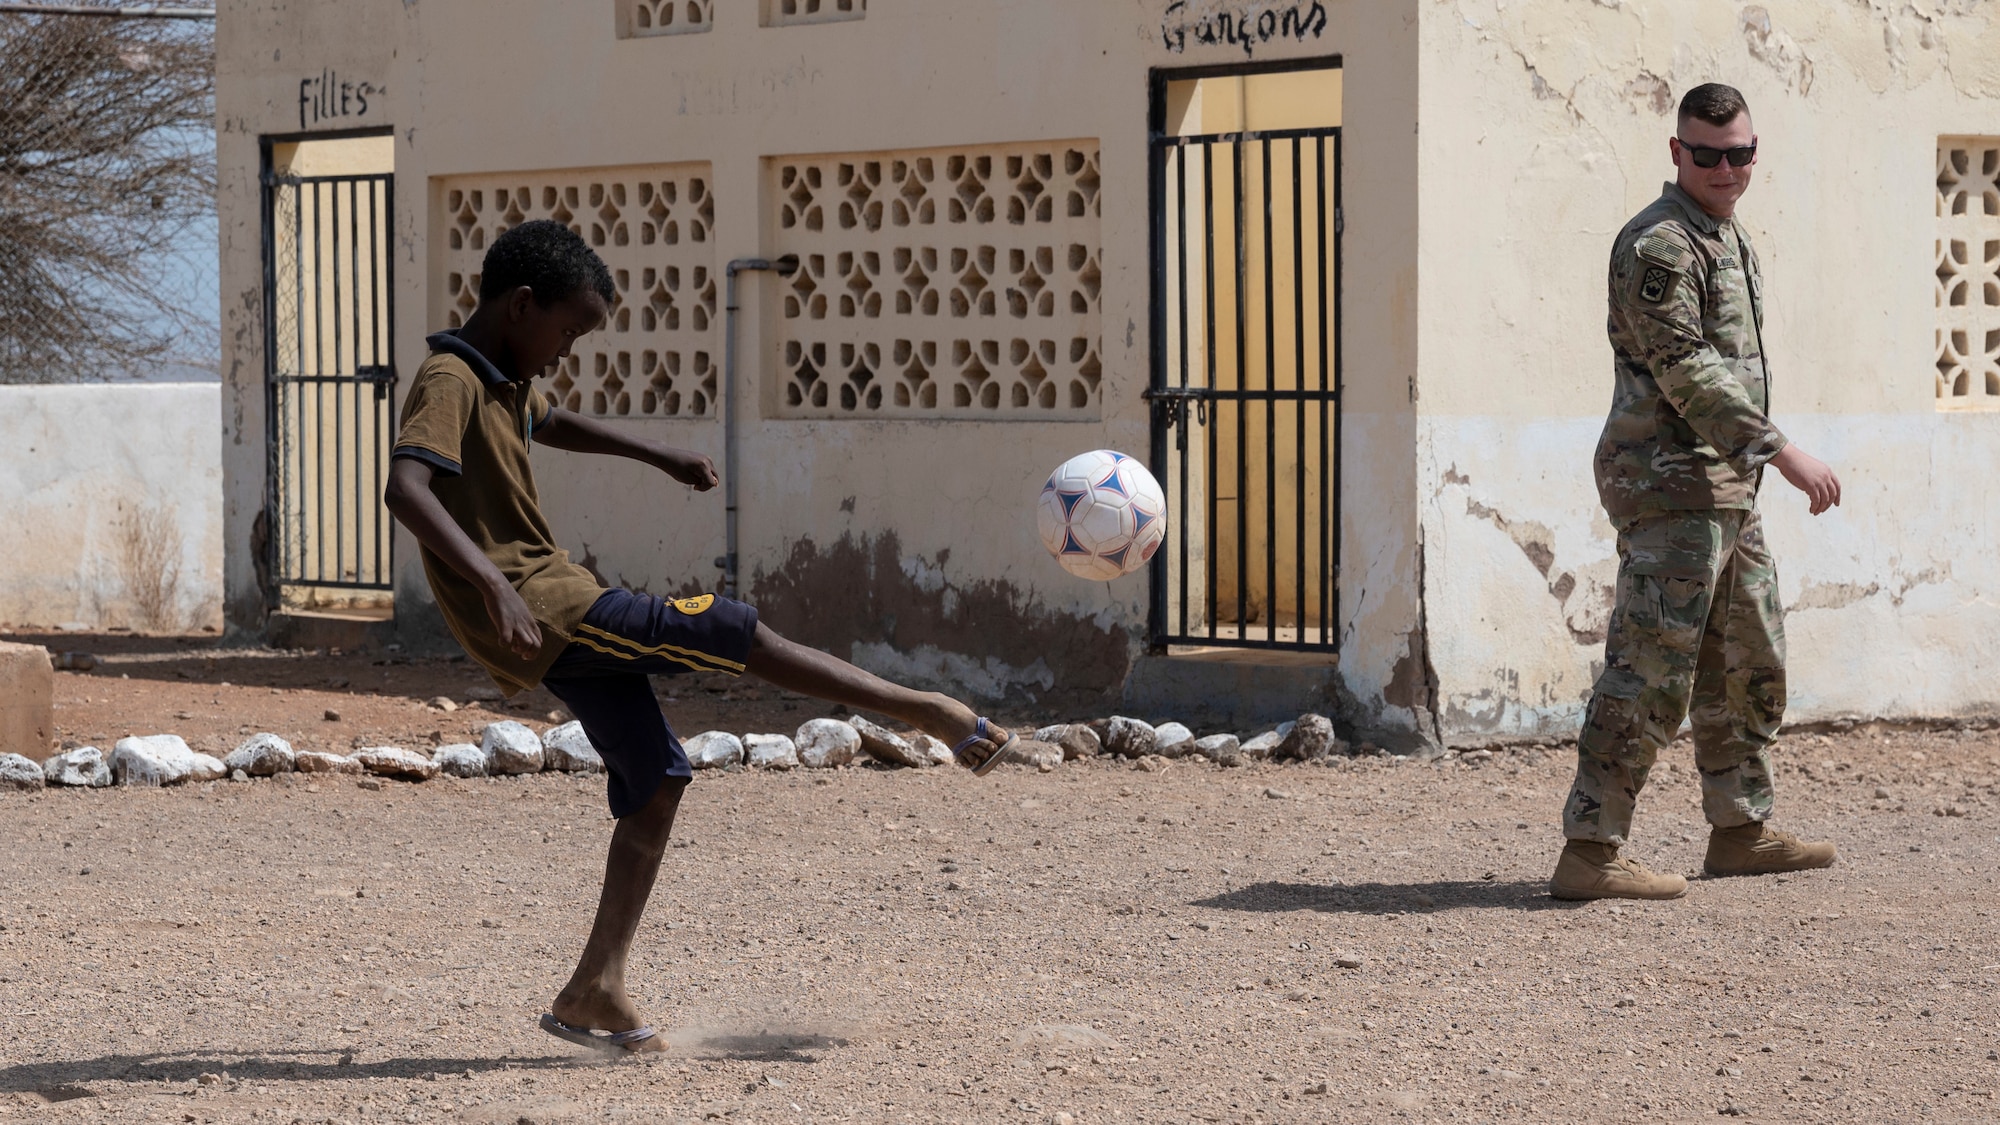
[574,622,746,675]
[567,633,720,676]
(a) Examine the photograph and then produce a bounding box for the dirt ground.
[2,633,1998,1124]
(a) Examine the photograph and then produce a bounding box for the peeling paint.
[1891,567,1949,607]
[749,531,1130,706]
[1623,70,1672,116]
[1791,580,1881,612]
[1740,6,1816,95]
[1461,491,1609,646]
[1382,535,1444,754]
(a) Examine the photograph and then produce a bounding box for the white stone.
[294,750,362,775]
[1035,724,1102,760]
[188,753,228,783]
[540,721,605,773]
[351,746,439,781]
[1194,733,1242,765]
[1103,716,1157,759]
[0,753,44,791]
[481,721,544,776]
[431,743,488,778]
[911,732,957,767]
[745,733,800,770]
[1152,722,1195,758]
[794,719,860,769]
[111,734,198,787]
[42,746,110,788]
[1240,731,1284,760]
[1018,740,1064,771]
[684,730,743,770]
[223,733,294,777]
[851,715,930,768]
[1277,714,1343,761]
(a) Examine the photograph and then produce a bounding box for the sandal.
[539,1012,658,1054]
[952,717,1019,777]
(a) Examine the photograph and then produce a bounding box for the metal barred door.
[262,169,396,592]
[1148,87,1341,653]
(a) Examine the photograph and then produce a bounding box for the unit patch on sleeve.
[1638,265,1673,304]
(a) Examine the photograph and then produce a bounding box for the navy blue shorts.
[541,588,760,819]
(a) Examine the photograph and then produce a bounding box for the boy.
[384,219,1017,1052]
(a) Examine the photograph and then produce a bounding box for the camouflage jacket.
[1593,182,1788,519]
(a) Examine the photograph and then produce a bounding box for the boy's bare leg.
[548,777,684,1052]
[745,623,1010,754]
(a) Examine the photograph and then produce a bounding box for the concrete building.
[215,0,2000,749]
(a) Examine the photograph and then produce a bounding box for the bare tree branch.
[0,5,213,382]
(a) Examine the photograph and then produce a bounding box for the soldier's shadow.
[1193,878,1582,914]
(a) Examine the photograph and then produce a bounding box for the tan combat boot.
[1704,824,1837,877]
[1549,840,1689,901]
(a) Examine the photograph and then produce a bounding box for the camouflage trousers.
[1564,508,1785,846]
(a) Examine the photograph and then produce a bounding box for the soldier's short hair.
[1678,83,1750,128]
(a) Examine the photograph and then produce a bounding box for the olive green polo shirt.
[391,331,604,695]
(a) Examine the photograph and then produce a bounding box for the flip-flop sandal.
[952,717,1019,777]
[539,1012,658,1054]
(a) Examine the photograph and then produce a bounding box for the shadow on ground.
[0,1049,580,1096]
[671,1031,849,1063]
[1193,879,1582,914]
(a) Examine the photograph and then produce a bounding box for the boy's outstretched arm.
[383,458,541,658]
[533,408,719,491]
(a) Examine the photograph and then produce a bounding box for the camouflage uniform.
[1565,182,1790,847]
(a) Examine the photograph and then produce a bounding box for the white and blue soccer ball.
[1036,450,1168,581]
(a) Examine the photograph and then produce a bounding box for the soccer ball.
[1036,450,1167,580]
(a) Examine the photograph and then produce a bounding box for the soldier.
[1551,83,1843,901]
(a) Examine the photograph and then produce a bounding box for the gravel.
[6,637,1997,1120]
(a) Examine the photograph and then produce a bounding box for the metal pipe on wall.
[720,254,798,600]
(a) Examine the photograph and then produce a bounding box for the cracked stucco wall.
[1417,0,2000,740]
[216,0,1432,735]
[215,0,415,631]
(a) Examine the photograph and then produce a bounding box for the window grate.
[769,142,1103,419]
[617,0,711,38]
[436,166,720,418]
[764,0,864,27]
[1936,139,2000,411]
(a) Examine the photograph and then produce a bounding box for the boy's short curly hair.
[478,219,617,307]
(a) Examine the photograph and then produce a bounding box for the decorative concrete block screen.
[764,0,864,26]
[770,142,1103,418]
[1937,139,2000,411]
[439,166,719,417]
[617,0,711,37]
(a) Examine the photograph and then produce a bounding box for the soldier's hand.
[1770,445,1842,516]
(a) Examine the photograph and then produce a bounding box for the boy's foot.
[951,716,1019,776]
[549,984,667,1053]
[1703,823,1836,877]
[1549,840,1688,901]
[907,693,1015,774]
[540,1013,659,1054]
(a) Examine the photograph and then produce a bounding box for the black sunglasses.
[1678,140,1757,168]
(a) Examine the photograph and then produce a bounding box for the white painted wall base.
[1421,412,2000,742]
[1,384,223,632]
